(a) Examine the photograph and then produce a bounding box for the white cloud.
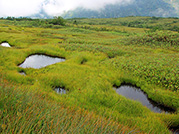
[0,0,133,17]
[42,0,133,15]
[0,0,44,17]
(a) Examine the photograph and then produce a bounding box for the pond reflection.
[114,85,175,113]
[0,42,11,47]
[54,87,66,94]
[19,54,65,69]
[19,71,26,76]
[170,126,179,134]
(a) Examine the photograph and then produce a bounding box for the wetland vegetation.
[0,16,179,133]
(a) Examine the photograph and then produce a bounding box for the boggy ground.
[0,17,179,133]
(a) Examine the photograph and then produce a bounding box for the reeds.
[0,81,136,134]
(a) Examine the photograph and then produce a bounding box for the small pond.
[54,87,66,94]
[19,54,65,69]
[19,71,26,76]
[0,42,11,47]
[114,85,175,113]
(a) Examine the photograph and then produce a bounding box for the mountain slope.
[62,0,178,18]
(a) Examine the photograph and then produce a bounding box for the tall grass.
[0,79,136,133]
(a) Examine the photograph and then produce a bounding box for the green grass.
[68,16,179,32]
[0,79,135,134]
[0,17,179,133]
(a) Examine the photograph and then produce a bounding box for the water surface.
[170,126,179,134]
[19,54,65,69]
[0,42,11,47]
[19,71,26,76]
[114,85,175,113]
[54,87,66,94]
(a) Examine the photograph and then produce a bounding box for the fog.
[0,0,133,17]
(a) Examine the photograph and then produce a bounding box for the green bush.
[48,16,66,26]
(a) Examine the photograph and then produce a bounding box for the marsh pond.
[114,85,175,113]
[19,54,65,69]
[54,87,66,94]
[0,42,11,47]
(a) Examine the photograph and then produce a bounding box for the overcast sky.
[0,0,133,17]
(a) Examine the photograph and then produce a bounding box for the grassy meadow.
[0,17,179,133]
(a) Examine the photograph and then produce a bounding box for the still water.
[19,54,65,69]
[54,87,66,94]
[0,42,11,47]
[114,85,175,113]
[19,71,26,76]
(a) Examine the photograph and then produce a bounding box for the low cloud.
[42,0,133,16]
[151,8,174,17]
[0,0,133,17]
[0,0,44,17]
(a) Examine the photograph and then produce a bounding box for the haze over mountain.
[0,0,132,18]
[0,0,178,18]
[61,0,178,18]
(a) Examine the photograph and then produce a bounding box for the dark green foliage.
[1,16,66,28]
[6,16,15,20]
[48,16,66,26]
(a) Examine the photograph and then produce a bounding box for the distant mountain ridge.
[61,0,178,18]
